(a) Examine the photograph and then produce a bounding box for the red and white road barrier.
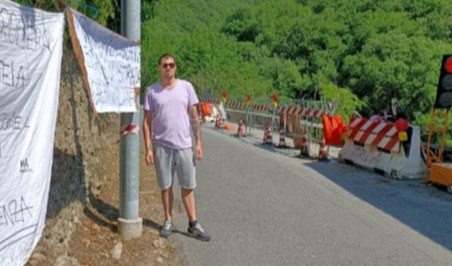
[278,106,324,118]
[227,101,246,110]
[252,103,271,112]
[339,117,427,179]
[347,117,400,152]
[206,99,220,105]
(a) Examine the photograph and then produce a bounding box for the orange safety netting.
[201,102,212,117]
[321,114,346,146]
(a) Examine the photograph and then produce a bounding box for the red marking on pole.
[122,124,139,135]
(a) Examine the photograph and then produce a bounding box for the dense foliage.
[142,0,452,134]
[14,0,120,31]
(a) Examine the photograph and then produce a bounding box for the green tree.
[14,0,119,28]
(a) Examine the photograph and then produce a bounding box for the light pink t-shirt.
[144,79,199,149]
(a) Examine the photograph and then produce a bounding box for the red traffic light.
[445,57,452,73]
[435,55,452,109]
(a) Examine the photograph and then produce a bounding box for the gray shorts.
[153,144,197,190]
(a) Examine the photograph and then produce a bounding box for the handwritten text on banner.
[0,0,64,265]
[68,8,140,113]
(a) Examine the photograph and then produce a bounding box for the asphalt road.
[169,126,452,266]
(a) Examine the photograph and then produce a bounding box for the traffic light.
[434,55,452,109]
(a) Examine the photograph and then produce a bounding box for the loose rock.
[111,242,123,260]
[54,255,80,266]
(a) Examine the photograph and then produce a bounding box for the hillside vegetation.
[142,0,452,136]
[14,0,452,137]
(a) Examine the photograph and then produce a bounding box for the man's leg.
[181,188,196,222]
[153,144,176,238]
[161,186,174,221]
[182,188,210,241]
[176,148,211,241]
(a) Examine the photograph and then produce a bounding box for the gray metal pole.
[118,0,142,240]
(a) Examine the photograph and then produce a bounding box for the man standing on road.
[142,53,211,241]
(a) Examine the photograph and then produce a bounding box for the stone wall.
[31,49,121,261]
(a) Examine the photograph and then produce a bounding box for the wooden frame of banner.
[66,8,99,116]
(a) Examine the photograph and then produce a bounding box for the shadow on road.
[305,158,452,251]
[247,139,452,251]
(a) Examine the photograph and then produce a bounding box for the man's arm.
[143,110,154,165]
[189,105,203,160]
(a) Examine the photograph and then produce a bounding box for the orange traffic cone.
[318,138,329,161]
[263,122,273,145]
[236,119,245,137]
[215,114,224,129]
[299,130,309,157]
[277,118,288,148]
[277,128,288,148]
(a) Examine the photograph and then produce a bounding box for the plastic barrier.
[279,105,330,158]
[339,117,427,179]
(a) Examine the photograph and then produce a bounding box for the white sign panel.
[68,8,140,113]
[0,0,64,265]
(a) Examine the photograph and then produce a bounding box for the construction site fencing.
[201,96,334,157]
[279,99,332,144]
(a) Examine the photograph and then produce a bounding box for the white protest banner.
[0,0,64,265]
[67,8,140,113]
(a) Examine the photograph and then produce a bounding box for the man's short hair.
[158,53,175,65]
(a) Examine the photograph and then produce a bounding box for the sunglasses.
[161,63,176,69]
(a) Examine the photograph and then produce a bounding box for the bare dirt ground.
[28,138,184,266]
[65,145,184,266]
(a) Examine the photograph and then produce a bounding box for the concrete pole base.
[118,217,143,241]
